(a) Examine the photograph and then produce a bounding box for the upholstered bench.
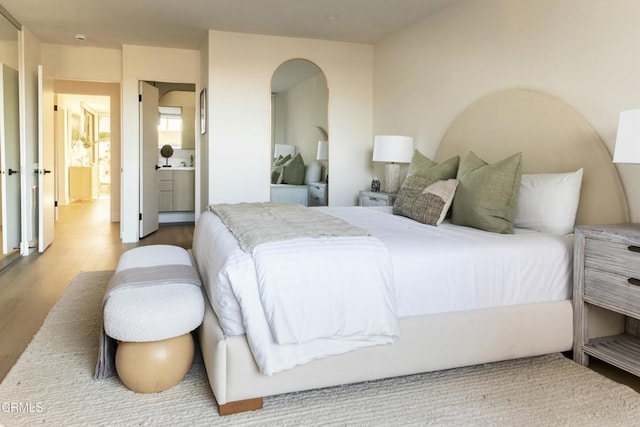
[97,245,204,393]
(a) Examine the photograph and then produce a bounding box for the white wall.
[207,30,374,206]
[121,44,200,242]
[374,0,640,221]
[41,44,121,83]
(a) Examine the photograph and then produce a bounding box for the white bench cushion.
[104,245,204,342]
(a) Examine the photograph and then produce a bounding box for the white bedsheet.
[323,207,573,318]
[193,207,573,341]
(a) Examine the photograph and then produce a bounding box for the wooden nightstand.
[574,224,640,376]
[308,182,327,207]
[359,191,396,207]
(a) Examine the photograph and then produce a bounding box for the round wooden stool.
[115,333,194,393]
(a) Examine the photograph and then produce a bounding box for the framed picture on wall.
[200,88,207,135]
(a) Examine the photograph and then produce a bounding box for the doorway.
[56,94,110,205]
[53,81,121,230]
[139,81,196,239]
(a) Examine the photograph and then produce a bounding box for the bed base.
[199,296,614,416]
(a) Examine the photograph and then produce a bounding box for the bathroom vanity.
[157,168,195,212]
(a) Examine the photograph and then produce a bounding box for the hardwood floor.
[0,199,194,382]
[1,199,640,396]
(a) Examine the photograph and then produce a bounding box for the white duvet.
[193,209,398,375]
[193,206,573,375]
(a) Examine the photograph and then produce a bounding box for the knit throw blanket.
[208,202,370,252]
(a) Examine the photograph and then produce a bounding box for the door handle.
[8,168,19,175]
[43,169,51,174]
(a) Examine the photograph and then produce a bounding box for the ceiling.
[0,0,459,50]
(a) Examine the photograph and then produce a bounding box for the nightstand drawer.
[308,182,327,207]
[584,267,640,316]
[359,191,396,207]
[362,195,388,206]
[585,238,640,279]
[308,184,324,197]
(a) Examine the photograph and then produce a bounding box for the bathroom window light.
[158,106,182,148]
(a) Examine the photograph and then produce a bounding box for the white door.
[0,63,20,254]
[37,65,55,252]
[139,81,159,238]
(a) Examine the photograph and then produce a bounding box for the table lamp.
[372,135,414,193]
[613,109,640,164]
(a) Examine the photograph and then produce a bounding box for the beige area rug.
[2,271,640,426]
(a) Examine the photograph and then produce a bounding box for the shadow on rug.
[2,270,640,426]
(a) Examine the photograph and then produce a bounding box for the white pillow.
[513,169,583,235]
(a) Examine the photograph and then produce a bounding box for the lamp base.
[384,163,401,194]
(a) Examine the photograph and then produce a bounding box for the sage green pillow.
[407,149,437,176]
[451,151,523,234]
[282,153,305,185]
[407,150,460,181]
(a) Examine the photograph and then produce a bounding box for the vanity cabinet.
[173,170,195,211]
[157,169,194,212]
[158,170,173,211]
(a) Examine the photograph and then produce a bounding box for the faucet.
[190,155,194,167]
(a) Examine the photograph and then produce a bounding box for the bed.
[194,89,629,415]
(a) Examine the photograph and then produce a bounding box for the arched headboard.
[435,89,628,225]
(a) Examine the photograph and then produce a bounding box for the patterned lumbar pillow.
[412,179,460,225]
[271,154,291,184]
[394,176,459,226]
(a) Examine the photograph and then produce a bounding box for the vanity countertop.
[158,166,195,171]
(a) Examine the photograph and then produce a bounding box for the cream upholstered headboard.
[435,89,628,225]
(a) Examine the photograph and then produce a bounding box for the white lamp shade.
[372,135,414,163]
[613,109,640,164]
[273,144,296,158]
[317,140,328,161]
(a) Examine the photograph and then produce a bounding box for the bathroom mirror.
[270,59,328,205]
